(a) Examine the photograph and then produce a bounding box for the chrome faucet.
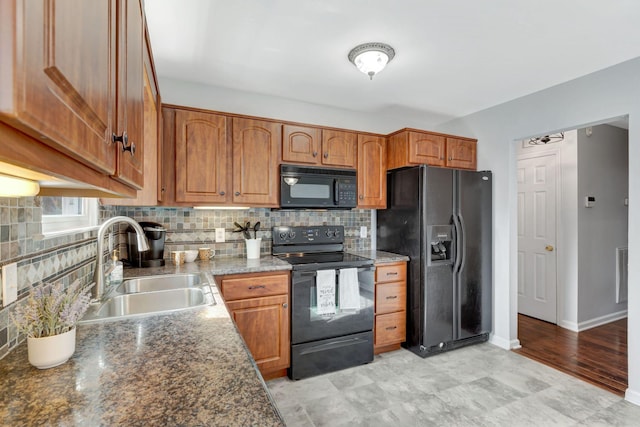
[92,216,149,301]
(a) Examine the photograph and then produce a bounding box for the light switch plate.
[2,262,18,306]
[215,228,226,243]
[360,226,367,238]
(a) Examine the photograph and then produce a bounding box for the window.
[41,197,98,234]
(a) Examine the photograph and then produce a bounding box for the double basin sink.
[80,272,216,323]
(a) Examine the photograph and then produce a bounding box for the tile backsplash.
[115,207,373,259]
[0,197,372,359]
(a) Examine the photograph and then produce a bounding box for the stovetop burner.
[272,225,373,270]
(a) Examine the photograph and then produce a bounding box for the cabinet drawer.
[375,282,406,314]
[375,312,406,347]
[376,262,406,283]
[220,273,289,301]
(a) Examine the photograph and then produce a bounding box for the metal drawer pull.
[386,272,398,276]
[385,295,398,299]
[385,326,397,330]
[248,285,266,290]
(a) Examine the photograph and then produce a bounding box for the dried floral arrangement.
[233,221,261,239]
[10,279,91,338]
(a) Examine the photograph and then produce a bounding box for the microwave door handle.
[333,179,340,204]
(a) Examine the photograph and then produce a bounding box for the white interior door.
[517,153,557,323]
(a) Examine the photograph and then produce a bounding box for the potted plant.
[234,221,262,259]
[10,279,91,369]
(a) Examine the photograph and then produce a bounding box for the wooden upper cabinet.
[174,110,228,204]
[282,126,356,168]
[357,134,386,209]
[322,130,356,168]
[282,125,320,164]
[446,137,477,170]
[232,118,281,206]
[409,132,445,167]
[387,129,477,171]
[0,0,117,175]
[113,0,144,189]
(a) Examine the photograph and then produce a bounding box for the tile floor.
[267,343,640,426]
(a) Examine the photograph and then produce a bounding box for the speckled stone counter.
[0,259,286,426]
[349,250,410,264]
[125,255,292,277]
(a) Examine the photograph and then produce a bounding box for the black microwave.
[280,165,357,209]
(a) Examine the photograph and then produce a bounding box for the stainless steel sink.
[80,273,216,323]
[117,273,202,293]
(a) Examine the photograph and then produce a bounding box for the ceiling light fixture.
[528,132,565,145]
[0,174,40,197]
[348,42,395,80]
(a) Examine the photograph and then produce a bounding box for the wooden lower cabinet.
[374,261,407,354]
[218,271,290,379]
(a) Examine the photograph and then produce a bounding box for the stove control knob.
[289,231,296,239]
[279,232,287,239]
[334,230,340,238]
[325,230,333,237]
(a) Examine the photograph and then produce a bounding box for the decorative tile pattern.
[115,207,373,258]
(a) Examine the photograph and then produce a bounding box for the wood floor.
[513,314,628,396]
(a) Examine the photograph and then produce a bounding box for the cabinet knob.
[448,157,452,161]
[112,132,135,155]
[219,191,225,196]
[359,195,364,200]
[283,303,288,308]
[235,191,240,196]
[440,156,444,160]
[323,152,329,159]
[313,151,318,157]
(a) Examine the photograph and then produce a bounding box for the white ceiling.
[145,0,640,122]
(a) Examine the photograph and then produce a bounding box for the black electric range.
[272,225,375,380]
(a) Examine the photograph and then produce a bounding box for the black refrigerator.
[377,166,492,357]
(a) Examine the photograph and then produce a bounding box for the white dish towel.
[339,268,360,310]
[316,269,336,315]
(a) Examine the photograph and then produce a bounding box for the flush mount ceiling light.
[528,132,565,145]
[0,174,40,197]
[348,42,395,80]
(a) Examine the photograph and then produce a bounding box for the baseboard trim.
[625,388,640,406]
[578,310,627,332]
[489,334,520,350]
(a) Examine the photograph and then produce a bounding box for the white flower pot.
[27,328,76,369]
[245,238,262,259]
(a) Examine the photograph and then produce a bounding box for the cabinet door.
[232,118,281,206]
[357,135,386,209]
[226,294,290,373]
[1,0,116,175]
[446,138,477,170]
[282,125,320,165]
[409,132,445,166]
[322,129,356,168]
[175,110,228,203]
[113,0,144,189]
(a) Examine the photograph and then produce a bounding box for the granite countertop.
[125,255,292,277]
[0,257,287,426]
[349,250,410,264]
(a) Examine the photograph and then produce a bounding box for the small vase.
[27,328,76,369]
[245,238,262,259]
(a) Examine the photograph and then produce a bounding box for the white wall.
[158,76,451,134]
[434,56,640,405]
[577,125,629,325]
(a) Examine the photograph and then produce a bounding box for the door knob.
[545,245,554,252]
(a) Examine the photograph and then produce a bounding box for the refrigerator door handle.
[452,214,462,274]
[457,213,466,274]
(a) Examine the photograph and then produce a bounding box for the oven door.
[291,266,375,344]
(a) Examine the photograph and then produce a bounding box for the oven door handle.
[299,336,369,355]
